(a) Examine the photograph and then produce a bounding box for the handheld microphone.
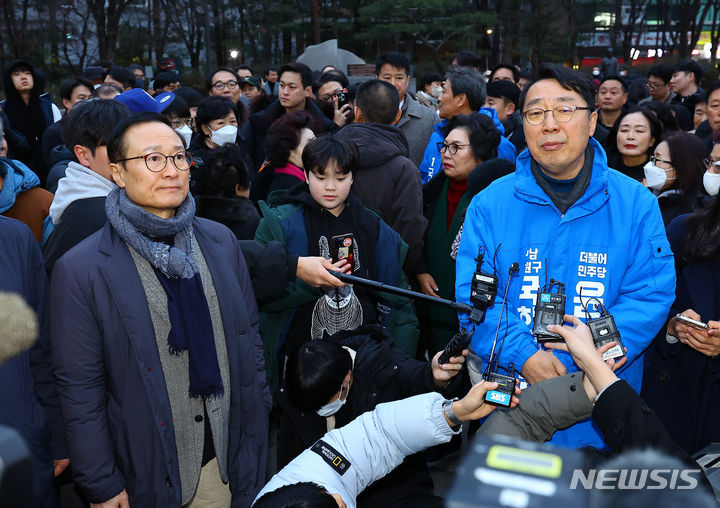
[438,249,500,364]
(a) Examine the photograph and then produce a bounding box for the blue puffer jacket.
[418,107,516,184]
[455,137,676,449]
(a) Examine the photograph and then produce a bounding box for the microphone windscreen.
[0,292,38,365]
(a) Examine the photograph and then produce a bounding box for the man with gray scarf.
[51,113,271,508]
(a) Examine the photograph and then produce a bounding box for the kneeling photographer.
[276,325,468,508]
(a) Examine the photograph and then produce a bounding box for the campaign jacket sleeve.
[26,228,68,459]
[456,196,540,372]
[603,193,675,372]
[50,261,126,503]
[255,392,456,504]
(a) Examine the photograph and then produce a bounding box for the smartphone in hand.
[677,314,709,330]
[331,233,354,274]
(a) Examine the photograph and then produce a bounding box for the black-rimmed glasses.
[115,151,193,172]
[522,105,591,126]
[212,81,238,90]
[437,142,469,155]
[649,155,673,166]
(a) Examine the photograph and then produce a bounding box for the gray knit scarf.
[105,187,198,279]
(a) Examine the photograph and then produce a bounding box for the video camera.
[445,433,588,507]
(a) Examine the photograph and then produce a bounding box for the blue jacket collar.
[513,137,610,218]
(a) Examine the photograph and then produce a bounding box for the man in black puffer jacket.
[276,325,468,508]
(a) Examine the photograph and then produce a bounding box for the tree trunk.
[282,31,292,62]
[262,9,272,64]
[311,0,320,44]
[212,0,225,66]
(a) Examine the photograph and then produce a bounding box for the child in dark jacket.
[255,134,419,392]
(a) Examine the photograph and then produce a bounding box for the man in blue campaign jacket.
[455,64,675,449]
[418,66,516,184]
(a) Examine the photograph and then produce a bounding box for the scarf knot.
[105,187,197,278]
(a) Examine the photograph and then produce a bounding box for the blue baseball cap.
[114,89,175,113]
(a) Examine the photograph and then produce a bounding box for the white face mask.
[209,125,237,146]
[592,70,600,76]
[316,381,348,417]
[703,170,720,196]
[431,85,443,98]
[175,125,192,148]
[643,161,674,191]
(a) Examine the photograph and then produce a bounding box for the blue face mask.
[316,381,348,417]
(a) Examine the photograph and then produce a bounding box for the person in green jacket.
[255,133,419,392]
[416,113,503,352]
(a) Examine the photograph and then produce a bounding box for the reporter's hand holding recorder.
[545,315,627,401]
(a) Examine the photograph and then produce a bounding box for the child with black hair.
[255,134,419,393]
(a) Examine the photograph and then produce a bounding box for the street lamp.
[486,28,493,35]
[230,49,239,59]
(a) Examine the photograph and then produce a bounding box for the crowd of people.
[1,49,720,508]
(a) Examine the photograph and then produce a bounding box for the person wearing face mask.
[607,107,662,182]
[189,96,241,193]
[161,95,194,148]
[276,326,467,508]
[250,110,320,204]
[642,159,720,454]
[416,72,444,113]
[702,136,720,198]
[643,131,708,225]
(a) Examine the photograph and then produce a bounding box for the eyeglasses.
[704,158,720,169]
[522,105,591,126]
[116,151,193,172]
[647,80,666,90]
[650,155,672,166]
[437,142,469,155]
[212,80,238,91]
[170,118,194,129]
[321,89,343,102]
